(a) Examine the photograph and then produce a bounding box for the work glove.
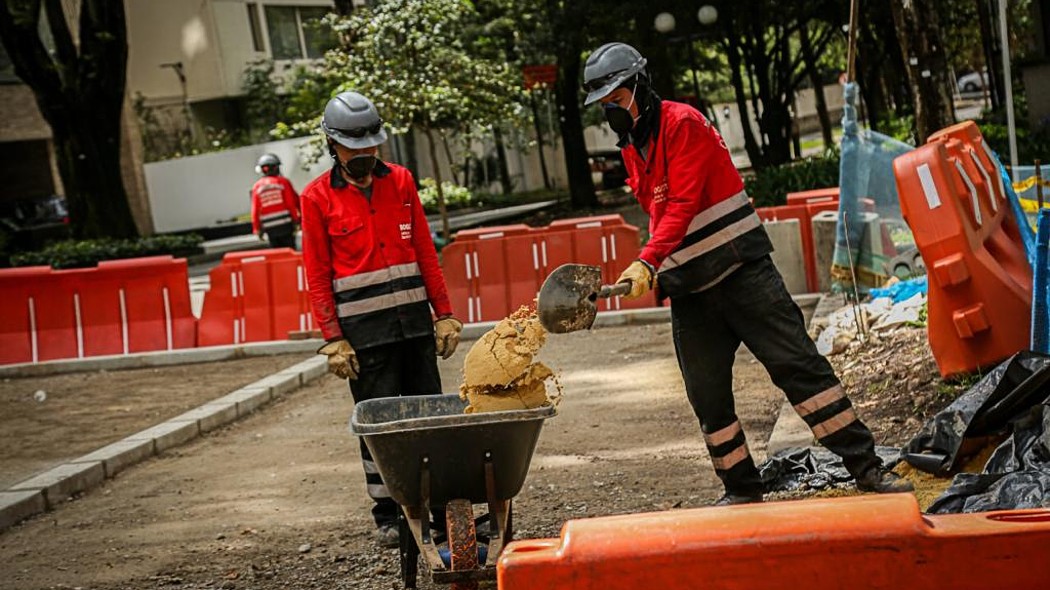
[616,260,655,300]
[317,338,359,380]
[434,316,464,360]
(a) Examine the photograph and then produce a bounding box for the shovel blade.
[537,264,602,334]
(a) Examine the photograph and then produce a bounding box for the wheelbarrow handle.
[598,282,633,299]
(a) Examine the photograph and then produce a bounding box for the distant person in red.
[250,153,301,249]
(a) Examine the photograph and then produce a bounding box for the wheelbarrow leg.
[398,509,418,589]
[483,454,512,567]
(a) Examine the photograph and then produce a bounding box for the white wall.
[145,136,328,233]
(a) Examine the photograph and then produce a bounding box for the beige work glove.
[317,339,359,380]
[434,316,463,360]
[616,260,655,300]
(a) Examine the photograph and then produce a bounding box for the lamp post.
[654,6,720,130]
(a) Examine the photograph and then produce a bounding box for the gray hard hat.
[321,91,388,149]
[255,153,280,175]
[582,42,648,106]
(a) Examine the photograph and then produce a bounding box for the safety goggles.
[334,120,384,138]
[582,70,626,93]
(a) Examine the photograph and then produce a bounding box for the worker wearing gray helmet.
[250,153,300,249]
[583,42,913,505]
[299,91,463,546]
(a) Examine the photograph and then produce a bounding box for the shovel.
[537,264,632,333]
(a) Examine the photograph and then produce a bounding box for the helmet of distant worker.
[321,91,388,182]
[582,42,650,137]
[255,153,281,176]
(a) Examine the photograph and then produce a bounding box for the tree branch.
[0,0,66,103]
[42,0,78,70]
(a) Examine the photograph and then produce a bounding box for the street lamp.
[654,6,720,129]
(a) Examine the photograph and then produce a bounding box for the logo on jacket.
[652,181,669,204]
[400,223,412,240]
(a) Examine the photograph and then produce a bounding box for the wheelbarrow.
[350,394,556,589]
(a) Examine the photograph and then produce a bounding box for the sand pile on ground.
[892,437,1003,511]
[459,306,559,413]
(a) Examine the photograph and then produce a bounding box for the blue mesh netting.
[831,83,915,294]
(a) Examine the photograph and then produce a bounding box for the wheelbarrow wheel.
[398,511,418,589]
[446,499,479,590]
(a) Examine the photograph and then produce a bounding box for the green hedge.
[744,151,841,208]
[10,234,204,269]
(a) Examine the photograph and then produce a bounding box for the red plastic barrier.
[442,216,655,323]
[785,186,840,206]
[498,495,1050,590]
[894,121,1031,377]
[0,256,195,365]
[197,248,311,346]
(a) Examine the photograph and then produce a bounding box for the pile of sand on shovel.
[459,306,560,413]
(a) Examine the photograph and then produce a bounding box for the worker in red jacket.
[300,91,463,547]
[583,42,913,505]
[250,153,300,249]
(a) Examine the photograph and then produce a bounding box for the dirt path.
[0,354,311,489]
[0,324,783,590]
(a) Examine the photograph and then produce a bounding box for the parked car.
[588,149,627,190]
[0,194,71,252]
[957,70,989,94]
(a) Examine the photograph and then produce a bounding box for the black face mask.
[604,104,636,136]
[343,154,377,180]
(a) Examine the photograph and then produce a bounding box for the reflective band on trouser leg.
[261,211,292,230]
[363,460,391,499]
[703,421,751,471]
[792,384,859,440]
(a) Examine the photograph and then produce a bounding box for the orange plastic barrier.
[441,216,655,323]
[894,121,1031,377]
[498,495,1050,590]
[197,248,313,346]
[0,256,195,365]
[785,186,840,206]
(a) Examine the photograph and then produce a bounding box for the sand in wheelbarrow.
[459,306,561,413]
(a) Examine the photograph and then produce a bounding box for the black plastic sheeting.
[758,352,1050,512]
[903,352,1050,476]
[760,446,901,493]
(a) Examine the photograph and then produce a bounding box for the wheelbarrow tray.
[350,394,555,507]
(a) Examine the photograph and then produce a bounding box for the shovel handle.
[598,282,633,299]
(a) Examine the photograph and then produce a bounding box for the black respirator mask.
[329,140,378,181]
[603,83,640,137]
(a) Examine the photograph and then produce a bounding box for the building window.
[263,5,336,61]
[246,3,265,52]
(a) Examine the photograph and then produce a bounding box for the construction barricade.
[497,495,1050,590]
[756,201,838,293]
[894,121,1032,378]
[197,248,313,346]
[441,215,656,324]
[0,256,196,365]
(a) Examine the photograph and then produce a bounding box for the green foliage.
[241,59,290,144]
[417,178,474,211]
[873,114,917,145]
[278,0,528,159]
[11,234,203,269]
[744,150,841,207]
[979,121,1050,165]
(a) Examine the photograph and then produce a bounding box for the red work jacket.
[622,100,772,296]
[250,175,300,234]
[300,161,452,348]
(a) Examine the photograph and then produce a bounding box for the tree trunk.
[0,0,138,239]
[724,34,764,168]
[332,0,355,15]
[492,126,513,195]
[976,0,1002,108]
[799,22,834,151]
[530,90,551,190]
[424,127,450,241]
[440,133,460,185]
[891,0,956,142]
[543,0,596,209]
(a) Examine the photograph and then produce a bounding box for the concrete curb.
[0,356,326,533]
[0,340,325,379]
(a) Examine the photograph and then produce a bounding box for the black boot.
[856,468,915,493]
[712,492,764,506]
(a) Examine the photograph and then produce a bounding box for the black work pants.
[266,227,297,249]
[348,335,441,527]
[670,256,881,496]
